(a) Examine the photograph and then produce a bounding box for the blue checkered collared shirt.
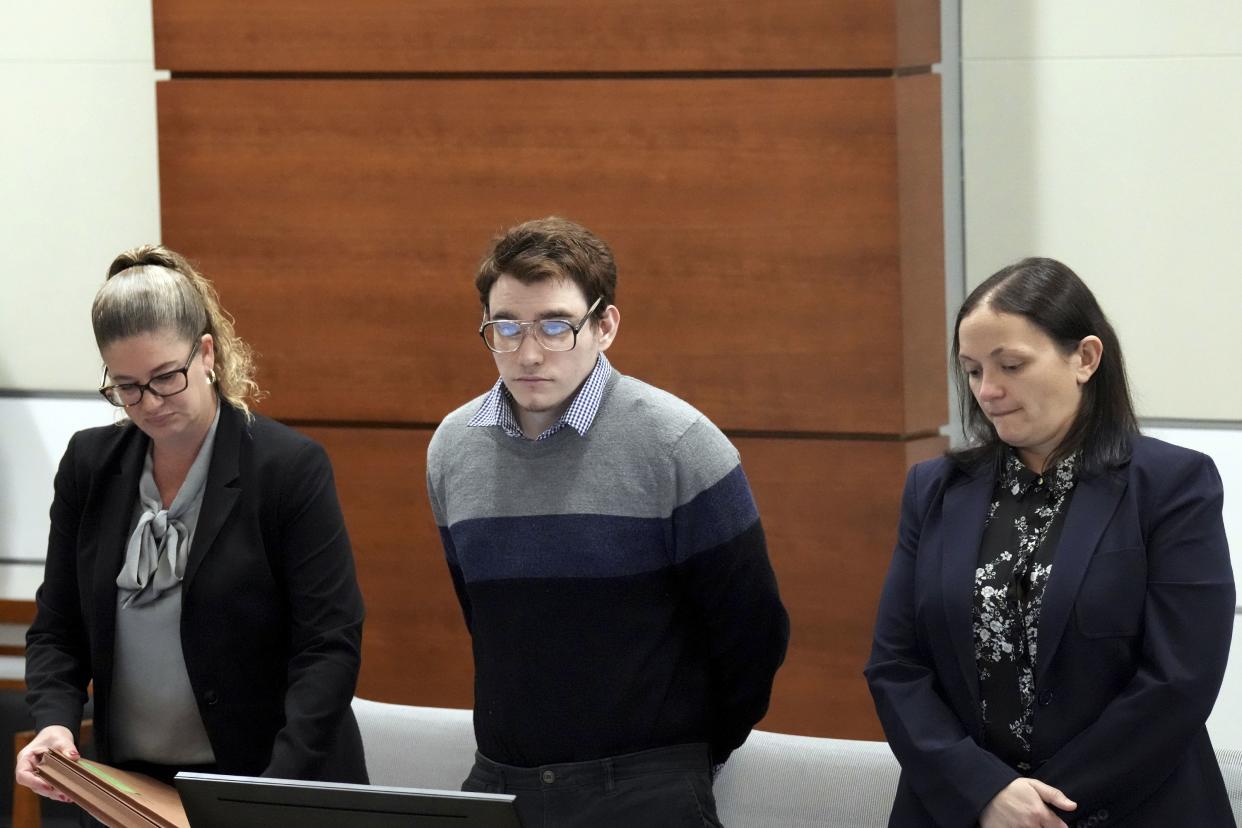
[467,353,613,441]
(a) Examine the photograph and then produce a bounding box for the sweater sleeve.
[670,418,789,764]
[426,426,472,632]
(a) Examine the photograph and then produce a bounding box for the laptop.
[175,772,521,828]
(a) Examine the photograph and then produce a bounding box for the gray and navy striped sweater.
[427,369,789,769]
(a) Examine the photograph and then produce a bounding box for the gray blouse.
[110,405,220,766]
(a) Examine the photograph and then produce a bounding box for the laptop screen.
[174,772,521,828]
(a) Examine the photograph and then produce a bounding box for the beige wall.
[962,1,1242,421]
[0,1,161,393]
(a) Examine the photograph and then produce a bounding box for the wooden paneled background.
[153,1,945,740]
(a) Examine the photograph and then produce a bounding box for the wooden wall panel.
[743,435,945,740]
[897,72,948,434]
[153,0,939,74]
[158,76,946,435]
[155,2,947,743]
[896,0,943,69]
[302,426,473,708]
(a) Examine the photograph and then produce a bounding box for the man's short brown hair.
[475,217,616,319]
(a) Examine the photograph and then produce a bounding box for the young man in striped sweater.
[427,217,789,827]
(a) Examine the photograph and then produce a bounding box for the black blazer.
[865,436,1235,827]
[25,403,368,783]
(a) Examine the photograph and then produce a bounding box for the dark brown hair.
[951,257,1138,475]
[475,217,616,319]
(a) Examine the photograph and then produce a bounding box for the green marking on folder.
[76,759,139,795]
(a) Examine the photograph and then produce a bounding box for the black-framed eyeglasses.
[99,340,201,407]
[479,296,603,354]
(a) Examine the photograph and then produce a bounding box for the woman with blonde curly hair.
[16,245,367,813]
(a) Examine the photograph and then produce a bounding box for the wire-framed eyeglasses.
[479,297,602,354]
[99,340,201,407]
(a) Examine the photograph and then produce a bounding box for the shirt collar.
[467,353,613,441]
[1001,449,1079,499]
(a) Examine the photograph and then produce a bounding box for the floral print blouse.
[973,450,1078,771]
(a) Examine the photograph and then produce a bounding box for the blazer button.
[1037,689,1054,706]
[1098,809,1109,821]
[203,689,220,706]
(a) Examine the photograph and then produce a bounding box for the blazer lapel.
[183,405,242,588]
[941,465,995,712]
[91,425,148,693]
[1035,468,1127,683]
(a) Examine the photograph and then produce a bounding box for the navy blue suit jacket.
[865,436,1235,827]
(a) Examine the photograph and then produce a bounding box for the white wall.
[961,1,1242,422]
[962,1,1242,748]
[0,1,161,393]
[0,398,116,597]
[0,0,160,591]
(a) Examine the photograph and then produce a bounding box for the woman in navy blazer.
[17,245,367,804]
[866,259,1235,827]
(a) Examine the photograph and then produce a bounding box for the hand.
[980,777,1077,828]
[15,725,78,802]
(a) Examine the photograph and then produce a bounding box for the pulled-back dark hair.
[951,257,1138,476]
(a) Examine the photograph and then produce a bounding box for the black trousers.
[462,743,723,828]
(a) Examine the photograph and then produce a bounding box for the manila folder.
[37,749,189,828]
